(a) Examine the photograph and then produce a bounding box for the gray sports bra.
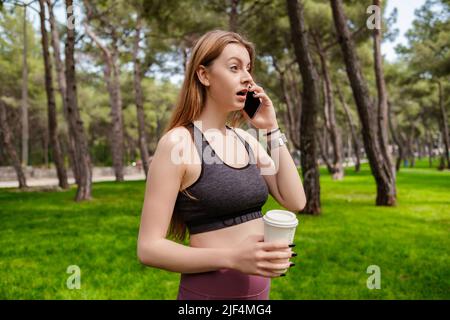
[173,122,269,235]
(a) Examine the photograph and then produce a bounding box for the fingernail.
[280,273,286,277]
[291,252,297,257]
[288,244,296,248]
[289,263,295,267]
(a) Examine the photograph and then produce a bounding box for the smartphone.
[243,91,262,119]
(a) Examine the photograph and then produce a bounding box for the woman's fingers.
[258,261,291,272]
[261,249,293,261]
[268,258,291,265]
[248,83,264,94]
[260,240,290,251]
[257,269,283,278]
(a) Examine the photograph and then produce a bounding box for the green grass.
[0,159,449,299]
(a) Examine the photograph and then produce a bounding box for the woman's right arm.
[137,128,233,274]
[137,128,293,277]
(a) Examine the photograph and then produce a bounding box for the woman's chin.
[235,101,245,109]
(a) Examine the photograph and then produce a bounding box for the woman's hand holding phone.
[241,82,279,131]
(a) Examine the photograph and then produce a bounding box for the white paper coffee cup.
[263,210,298,274]
[263,209,298,244]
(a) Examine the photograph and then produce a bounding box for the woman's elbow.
[289,198,306,212]
[137,241,154,266]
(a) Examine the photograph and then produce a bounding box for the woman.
[137,30,306,300]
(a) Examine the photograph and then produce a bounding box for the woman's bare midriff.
[179,126,265,249]
[189,218,264,248]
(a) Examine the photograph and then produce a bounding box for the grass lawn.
[0,160,449,299]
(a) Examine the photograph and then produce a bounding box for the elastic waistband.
[187,207,263,235]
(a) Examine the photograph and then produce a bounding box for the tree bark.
[285,66,302,150]
[317,129,333,173]
[65,0,92,201]
[0,99,28,188]
[313,33,344,179]
[272,58,301,150]
[84,22,125,182]
[21,5,29,168]
[387,100,404,172]
[425,128,434,168]
[133,17,150,178]
[436,80,449,169]
[373,0,395,175]
[331,0,396,205]
[407,125,416,168]
[43,129,48,167]
[39,0,69,189]
[286,0,321,214]
[229,0,239,32]
[46,0,79,184]
[336,84,361,172]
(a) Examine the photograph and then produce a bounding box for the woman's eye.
[230,65,250,73]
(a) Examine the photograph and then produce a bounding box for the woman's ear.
[196,65,210,87]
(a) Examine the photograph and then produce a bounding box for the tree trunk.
[317,129,333,173]
[425,129,434,168]
[407,126,416,168]
[46,0,79,184]
[373,0,394,174]
[65,0,92,201]
[84,23,124,182]
[229,0,239,32]
[286,66,302,150]
[313,34,344,180]
[21,5,29,168]
[133,17,150,178]
[39,0,69,189]
[417,138,423,160]
[331,0,396,206]
[400,130,409,168]
[272,58,301,150]
[336,84,360,172]
[387,100,404,172]
[110,38,125,181]
[0,99,28,188]
[436,80,449,169]
[346,132,351,167]
[43,129,49,167]
[286,0,321,214]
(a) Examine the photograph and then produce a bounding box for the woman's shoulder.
[160,125,192,146]
[155,125,196,168]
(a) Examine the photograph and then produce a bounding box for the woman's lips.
[237,94,246,102]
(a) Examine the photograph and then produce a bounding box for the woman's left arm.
[262,129,306,211]
[237,127,306,212]
[239,82,306,211]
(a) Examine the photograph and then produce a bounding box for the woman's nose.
[242,71,253,86]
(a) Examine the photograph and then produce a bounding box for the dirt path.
[0,173,146,188]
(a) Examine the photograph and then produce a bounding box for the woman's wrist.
[224,247,236,270]
[263,125,280,138]
[266,128,281,141]
[262,120,279,132]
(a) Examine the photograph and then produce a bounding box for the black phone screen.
[243,91,261,119]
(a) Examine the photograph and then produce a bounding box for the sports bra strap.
[226,125,254,163]
[188,122,255,164]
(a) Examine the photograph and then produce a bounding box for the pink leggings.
[177,268,271,300]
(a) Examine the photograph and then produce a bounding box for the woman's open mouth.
[236,90,247,102]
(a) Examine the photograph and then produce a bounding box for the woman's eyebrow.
[227,57,251,66]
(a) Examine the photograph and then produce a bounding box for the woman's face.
[199,43,254,111]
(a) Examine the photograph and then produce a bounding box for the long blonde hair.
[163,30,256,242]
